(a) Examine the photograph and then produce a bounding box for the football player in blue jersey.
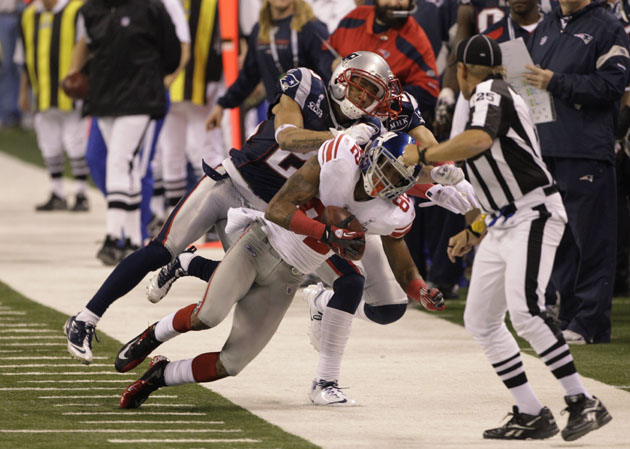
[63,51,438,369]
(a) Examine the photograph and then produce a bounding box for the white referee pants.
[33,108,88,194]
[97,115,152,246]
[158,86,227,208]
[463,210,566,365]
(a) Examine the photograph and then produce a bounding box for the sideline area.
[0,152,627,449]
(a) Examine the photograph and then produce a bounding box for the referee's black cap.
[456,34,502,67]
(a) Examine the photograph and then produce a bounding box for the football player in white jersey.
[116,131,445,409]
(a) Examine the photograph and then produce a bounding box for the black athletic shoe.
[35,193,67,211]
[96,235,124,266]
[115,323,162,373]
[483,406,559,440]
[561,394,612,441]
[120,355,168,409]
[70,193,89,212]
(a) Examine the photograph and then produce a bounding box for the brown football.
[61,72,89,100]
[319,205,365,260]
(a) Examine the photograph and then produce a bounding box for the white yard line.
[80,420,224,424]
[107,439,259,444]
[40,395,177,399]
[1,387,130,391]
[63,412,207,416]
[0,343,65,346]
[0,363,110,368]
[0,356,108,360]
[1,372,135,376]
[0,323,47,327]
[0,336,65,339]
[0,329,57,333]
[20,380,128,383]
[0,429,241,433]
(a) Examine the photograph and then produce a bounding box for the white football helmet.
[361,131,421,200]
[329,51,402,121]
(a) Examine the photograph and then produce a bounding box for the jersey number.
[266,148,313,179]
[476,8,506,33]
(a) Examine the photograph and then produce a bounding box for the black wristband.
[416,145,428,165]
[466,224,481,238]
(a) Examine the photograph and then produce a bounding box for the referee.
[406,35,612,441]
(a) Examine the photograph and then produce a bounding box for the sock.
[172,304,197,333]
[187,256,220,282]
[178,252,197,272]
[163,358,195,386]
[509,383,544,415]
[558,373,591,398]
[314,289,334,313]
[191,352,225,382]
[124,208,142,247]
[75,179,87,195]
[154,311,180,342]
[51,178,64,198]
[76,308,100,325]
[316,308,354,381]
[106,208,126,239]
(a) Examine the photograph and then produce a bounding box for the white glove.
[454,179,481,210]
[430,164,465,185]
[420,184,473,215]
[331,122,380,146]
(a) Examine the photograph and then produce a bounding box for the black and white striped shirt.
[464,76,554,214]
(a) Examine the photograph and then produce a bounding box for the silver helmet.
[329,51,402,121]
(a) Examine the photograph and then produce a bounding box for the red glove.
[406,279,445,311]
[320,223,365,260]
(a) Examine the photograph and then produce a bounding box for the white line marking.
[0,343,65,346]
[0,356,108,360]
[0,430,241,433]
[0,329,56,333]
[0,363,111,368]
[63,412,207,416]
[0,387,129,391]
[1,372,136,376]
[0,336,65,339]
[107,439,259,444]
[0,318,19,321]
[0,311,26,315]
[0,323,47,327]
[80,420,225,424]
[20,380,128,383]
[40,395,176,399]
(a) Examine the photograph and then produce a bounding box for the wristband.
[466,224,481,238]
[275,124,298,144]
[289,209,326,240]
[416,144,428,165]
[470,214,487,234]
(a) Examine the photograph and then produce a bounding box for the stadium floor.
[0,152,627,449]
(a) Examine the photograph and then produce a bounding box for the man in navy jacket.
[524,0,630,344]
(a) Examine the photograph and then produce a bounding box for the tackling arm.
[273,95,334,154]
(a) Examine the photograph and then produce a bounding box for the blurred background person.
[16,0,90,212]
[0,0,22,128]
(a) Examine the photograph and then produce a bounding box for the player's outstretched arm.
[382,235,445,311]
[273,95,334,154]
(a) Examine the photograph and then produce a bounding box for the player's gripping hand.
[320,216,366,260]
[406,278,445,311]
[331,120,380,146]
[421,184,473,215]
[430,164,465,185]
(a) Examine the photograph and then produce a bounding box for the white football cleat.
[309,379,356,406]
[302,283,326,351]
[146,246,196,303]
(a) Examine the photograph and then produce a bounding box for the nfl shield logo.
[540,36,548,46]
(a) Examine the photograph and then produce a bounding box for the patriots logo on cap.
[574,33,593,45]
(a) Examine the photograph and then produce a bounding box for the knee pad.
[363,303,406,325]
[328,274,365,314]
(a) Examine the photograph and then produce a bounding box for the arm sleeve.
[217,27,262,109]
[466,88,503,139]
[156,3,182,74]
[547,24,630,105]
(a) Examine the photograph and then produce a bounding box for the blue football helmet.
[361,131,421,200]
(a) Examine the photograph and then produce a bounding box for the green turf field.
[0,282,319,449]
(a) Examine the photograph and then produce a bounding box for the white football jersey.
[228,135,415,274]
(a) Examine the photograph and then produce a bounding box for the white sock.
[558,373,591,398]
[150,195,165,220]
[51,178,64,198]
[154,311,180,342]
[75,179,87,195]
[317,307,354,381]
[163,358,195,386]
[124,209,142,247]
[76,308,100,325]
[106,208,125,239]
[509,383,544,415]
[178,252,197,272]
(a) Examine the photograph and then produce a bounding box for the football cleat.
[96,235,124,266]
[120,355,169,409]
[35,193,67,211]
[309,379,356,406]
[562,329,587,345]
[64,315,98,364]
[146,246,197,303]
[70,193,89,212]
[115,323,162,373]
[561,394,612,441]
[302,283,326,352]
[483,406,559,440]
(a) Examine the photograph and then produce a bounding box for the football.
[319,205,365,260]
[61,72,89,100]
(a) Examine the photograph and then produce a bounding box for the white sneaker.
[302,283,326,351]
[562,329,587,345]
[309,379,356,406]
